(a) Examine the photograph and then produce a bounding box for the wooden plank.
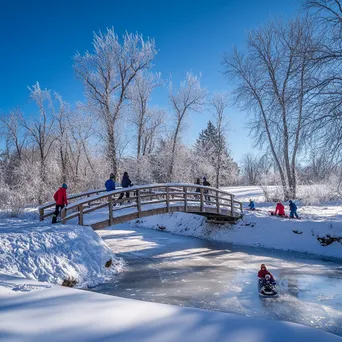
[42,211,55,219]
[61,207,67,224]
[39,208,44,222]
[90,204,240,230]
[137,189,141,218]
[216,191,220,214]
[200,189,204,212]
[83,202,108,214]
[64,212,80,221]
[78,204,84,225]
[92,220,110,230]
[184,187,187,212]
[108,196,113,226]
[166,187,170,213]
[231,195,235,217]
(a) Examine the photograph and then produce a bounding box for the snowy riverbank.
[1,274,341,342]
[129,206,342,259]
[0,216,124,288]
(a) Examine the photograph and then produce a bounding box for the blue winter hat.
[62,183,68,189]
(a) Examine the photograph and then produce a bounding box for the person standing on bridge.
[52,183,68,224]
[202,177,211,203]
[105,173,116,192]
[194,178,201,199]
[118,172,133,201]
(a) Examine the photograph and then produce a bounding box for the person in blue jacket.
[289,200,299,219]
[105,173,116,192]
[119,172,133,200]
[248,199,255,210]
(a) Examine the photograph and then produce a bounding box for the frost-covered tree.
[303,0,342,169]
[20,83,57,203]
[128,72,162,158]
[127,72,163,183]
[0,108,28,162]
[223,17,321,199]
[74,28,157,176]
[168,73,206,181]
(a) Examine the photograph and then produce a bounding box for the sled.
[258,279,279,298]
[269,211,288,218]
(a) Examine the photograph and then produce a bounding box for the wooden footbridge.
[39,183,243,229]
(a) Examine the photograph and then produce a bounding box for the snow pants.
[290,210,299,219]
[118,190,130,200]
[52,204,65,224]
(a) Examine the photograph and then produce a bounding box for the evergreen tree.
[195,121,238,187]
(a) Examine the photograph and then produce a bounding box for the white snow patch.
[0,274,341,342]
[0,216,124,288]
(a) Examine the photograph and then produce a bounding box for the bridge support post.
[39,208,44,221]
[78,204,84,225]
[108,195,113,226]
[231,196,235,217]
[137,189,141,217]
[61,207,66,224]
[216,191,220,214]
[200,189,204,212]
[183,187,187,212]
[166,187,170,213]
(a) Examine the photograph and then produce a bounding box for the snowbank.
[1,274,341,342]
[0,217,124,288]
[129,209,342,259]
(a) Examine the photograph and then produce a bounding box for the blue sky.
[0,0,300,162]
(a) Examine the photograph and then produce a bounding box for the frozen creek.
[91,225,342,337]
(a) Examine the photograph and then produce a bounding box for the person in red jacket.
[258,264,275,283]
[52,183,68,224]
[273,202,285,216]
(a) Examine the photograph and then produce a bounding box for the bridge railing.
[38,188,108,221]
[44,183,243,226]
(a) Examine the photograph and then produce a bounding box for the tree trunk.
[169,119,182,182]
[107,127,117,176]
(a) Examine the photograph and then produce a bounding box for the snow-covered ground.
[1,274,341,342]
[1,185,342,341]
[129,209,342,259]
[122,185,342,259]
[0,215,124,288]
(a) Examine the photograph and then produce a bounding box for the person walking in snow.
[105,173,116,192]
[202,177,211,202]
[118,172,133,200]
[52,183,68,224]
[248,199,255,210]
[273,202,285,216]
[289,200,299,219]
